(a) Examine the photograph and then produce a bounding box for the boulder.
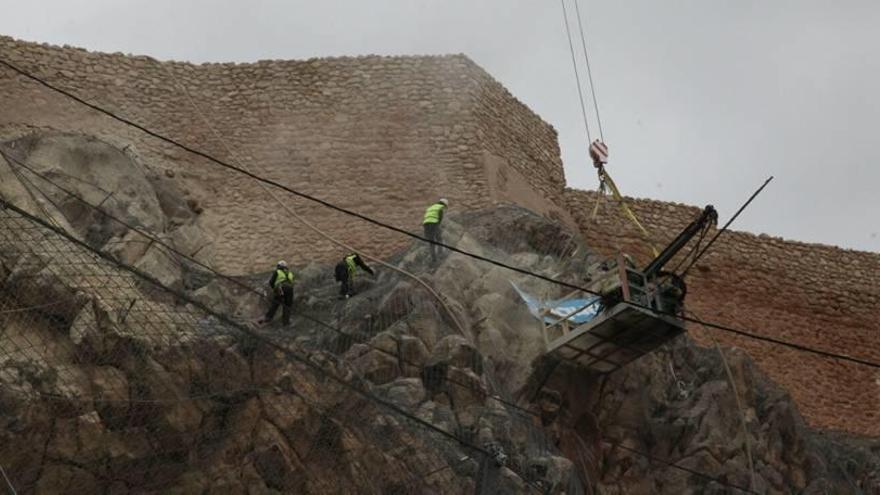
[399,335,430,377]
[88,365,129,426]
[169,220,214,263]
[430,335,483,375]
[379,377,427,409]
[70,298,127,362]
[352,349,400,385]
[105,228,152,266]
[4,257,89,325]
[2,133,166,241]
[134,244,182,288]
[446,366,488,410]
[190,338,251,397]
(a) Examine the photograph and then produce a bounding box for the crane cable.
[560,0,592,143]
[561,0,659,257]
[573,0,604,142]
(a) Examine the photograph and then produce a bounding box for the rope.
[0,301,66,314]
[596,167,660,257]
[559,0,592,143]
[572,0,604,141]
[0,463,16,495]
[698,317,757,492]
[154,61,468,337]
[2,58,878,371]
[1,153,64,230]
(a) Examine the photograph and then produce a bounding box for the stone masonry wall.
[565,188,880,436]
[0,36,564,274]
[462,58,567,203]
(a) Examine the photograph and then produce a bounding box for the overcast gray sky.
[2,0,878,252]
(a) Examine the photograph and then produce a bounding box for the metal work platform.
[545,302,685,373]
[523,205,717,374]
[536,252,689,374]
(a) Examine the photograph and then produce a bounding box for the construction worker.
[334,253,375,299]
[423,198,448,262]
[260,260,294,326]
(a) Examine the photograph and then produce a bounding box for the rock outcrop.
[0,131,217,288]
[1,148,877,493]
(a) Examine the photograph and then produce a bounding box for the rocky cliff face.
[544,337,880,494]
[0,133,878,494]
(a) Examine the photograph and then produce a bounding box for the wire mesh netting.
[0,151,597,494]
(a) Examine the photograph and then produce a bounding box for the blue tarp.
[511,282,602,326]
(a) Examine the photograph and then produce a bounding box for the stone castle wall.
[0,36,877,436]
[0,36,566,273]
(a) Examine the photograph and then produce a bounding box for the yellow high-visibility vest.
[345,254,358,275]
[423,203,445,224]
[273,268,294,288]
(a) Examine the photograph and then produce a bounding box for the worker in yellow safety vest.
[260,260,295,326]
[422,198,449,262]
[334,253,375,299]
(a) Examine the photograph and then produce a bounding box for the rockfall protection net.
[0,188,599,494]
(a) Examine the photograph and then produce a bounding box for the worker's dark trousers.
[340,273,354,297]
[423,222,442,261]
[265,285,294,325]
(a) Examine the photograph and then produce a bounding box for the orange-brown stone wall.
[0,36,566,273]
[564,188,880,436]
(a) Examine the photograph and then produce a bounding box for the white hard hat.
[439,198,449,206]
[277,260,288,268]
